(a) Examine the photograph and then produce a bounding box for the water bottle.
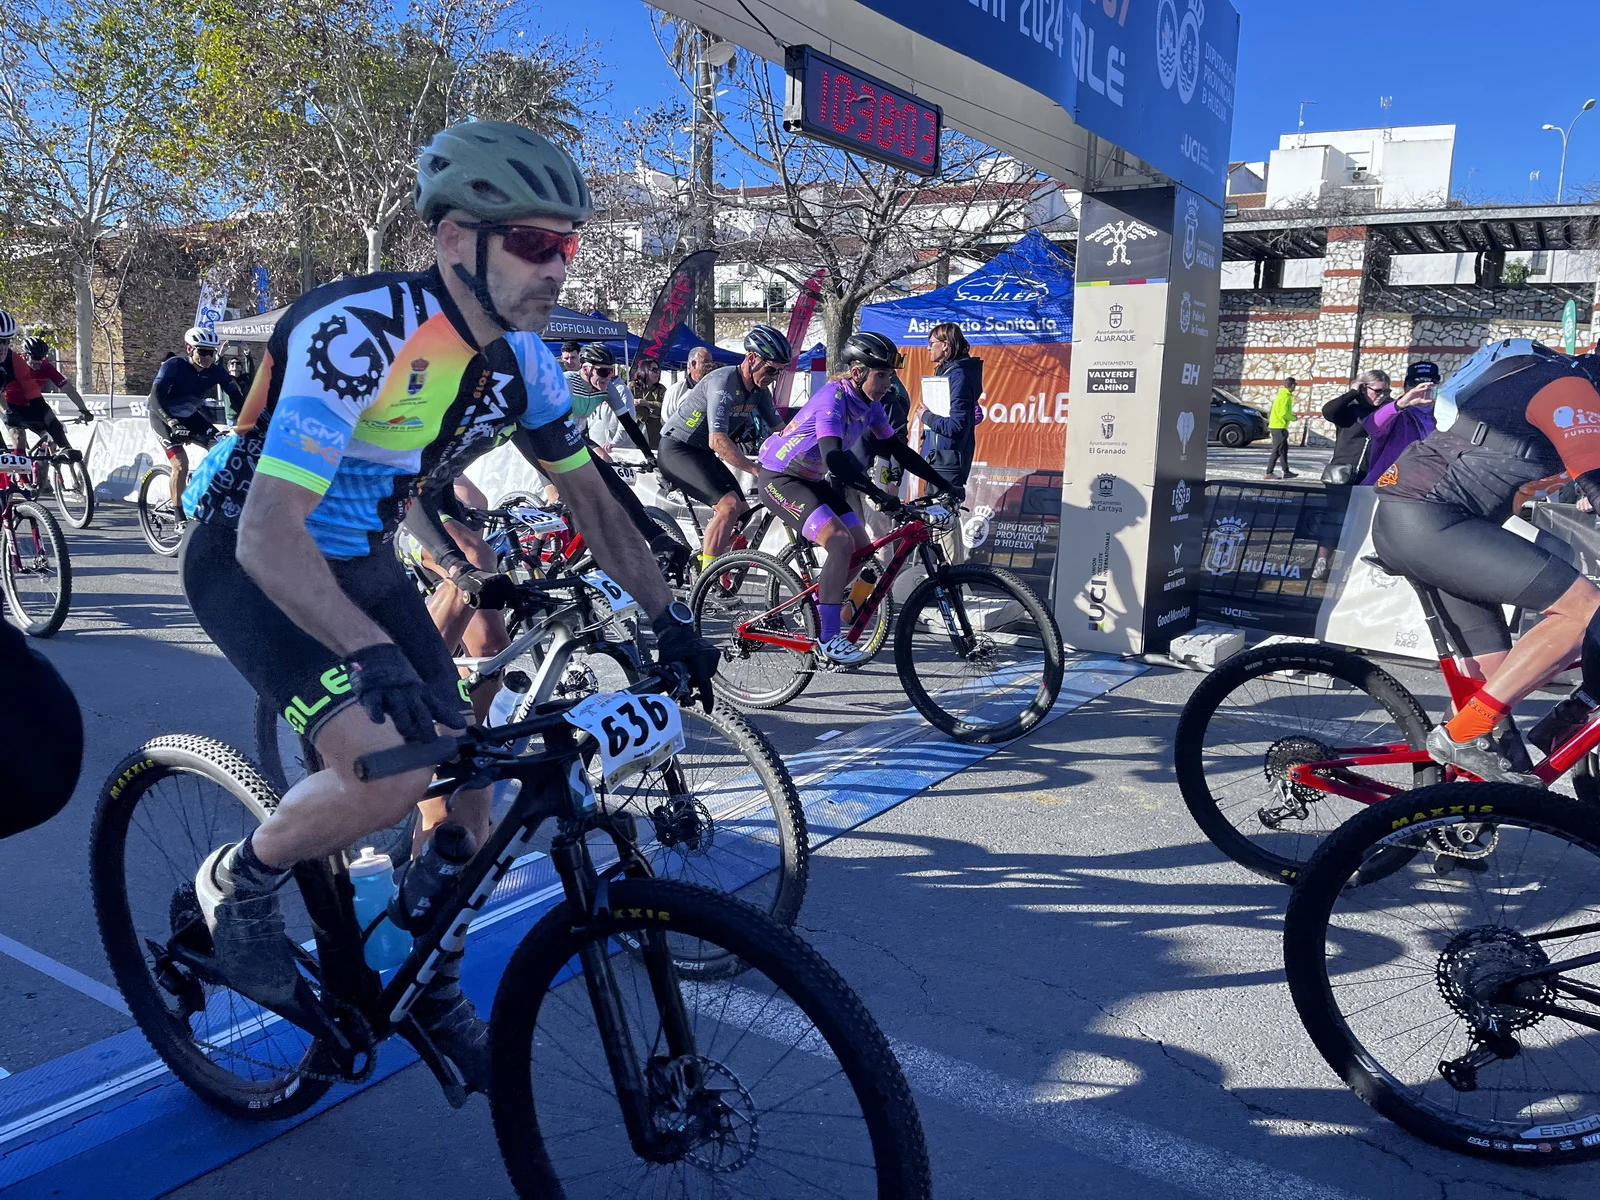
[1528,688,1599,755]
[391,823,478,935]
[843,567,878,623]
[348,847,412,971]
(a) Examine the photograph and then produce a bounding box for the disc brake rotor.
[648,1054,758,1172]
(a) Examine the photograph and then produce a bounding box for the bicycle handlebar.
[353,665,691,783]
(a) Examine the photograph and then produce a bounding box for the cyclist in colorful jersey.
[1,336,93,456]
[757,330,958,664]
[1373,338,1600,782]
[151,326,241,512]
[658,324,788,571]
[178,120,718,1094]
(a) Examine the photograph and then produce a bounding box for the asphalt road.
[3,493,1596,1199]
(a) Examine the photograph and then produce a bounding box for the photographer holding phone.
[1360,361,1439,485]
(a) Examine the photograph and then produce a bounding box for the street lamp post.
[1541,98,1596,204]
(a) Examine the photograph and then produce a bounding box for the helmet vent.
[509,159,553,201]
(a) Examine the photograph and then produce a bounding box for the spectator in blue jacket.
[921,322,982,489]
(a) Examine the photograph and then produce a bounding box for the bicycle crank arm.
[395,1015,470,1109]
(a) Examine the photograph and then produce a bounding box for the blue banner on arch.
[855,0,1238,203]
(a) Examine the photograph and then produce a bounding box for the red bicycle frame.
[734,515,935,654]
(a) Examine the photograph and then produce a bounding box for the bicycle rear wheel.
[1285,782,1600,1165]
[138,466,183,556]
[1173,642,1436,883]
[489,879,931,1198]
[90,735,335,1120]
[690,549,816,710]
[50,455,94,529]
[894,564,1063,743]
[3,499,71,637]
[605,702,808,978]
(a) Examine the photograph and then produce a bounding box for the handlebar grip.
[354,736,463,783]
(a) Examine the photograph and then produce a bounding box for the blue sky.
[544,0,1600,203]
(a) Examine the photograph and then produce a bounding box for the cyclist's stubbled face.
[444,214,572,333]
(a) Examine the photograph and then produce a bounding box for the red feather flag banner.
[637,250,719,363]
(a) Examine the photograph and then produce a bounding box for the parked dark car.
[1209,388,1268,447]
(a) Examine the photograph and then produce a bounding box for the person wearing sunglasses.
[0,331,94,458]
[176,120,718,1097]
[658,323,790,570]
[149,326,240,513]
[1320,368,1392,485]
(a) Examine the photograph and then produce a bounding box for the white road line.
[692,983,1367,1200]
[814,729,843,741]
[0,934,129,1016]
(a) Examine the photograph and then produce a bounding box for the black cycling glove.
[454,569,518,610]
[345,644,460,744]
[654,624,721,713]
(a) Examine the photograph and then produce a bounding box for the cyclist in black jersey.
[151,326,240,513]
[1373,339,1600,782]
[180,121,719,1094]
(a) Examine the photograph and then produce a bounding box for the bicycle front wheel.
[50,456,94,529]
[1284,782,1600,1165]
[90,735,335,1120]
[895,564,1063,743]
[138,466,183,556]
[690,549,816,710]
[489,879,930,1198]
[1173,642,1435,883]
[604,702,808,978]
[3,499,71,637]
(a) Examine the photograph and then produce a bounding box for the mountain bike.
[1284,780,1600,1165]
[692,495,1065,744]
[1173,552,1600,883]
[137,465,187,556]
[92,667,930,1196]
[253,569,809,969]
[15,417,94,529]
[0,452,71,637]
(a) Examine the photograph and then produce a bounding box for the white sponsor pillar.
[1055,185,1224,654]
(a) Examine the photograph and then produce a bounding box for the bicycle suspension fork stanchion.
[918,537,977,651]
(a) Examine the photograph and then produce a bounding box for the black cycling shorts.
[756,468,860,542]
[4,404,70,444]
[1371,496,1581,656]
[181,520,470,741]
[659,437,739,507]
[150,407,218,457]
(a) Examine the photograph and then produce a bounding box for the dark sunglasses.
[590,366,615,379]
[469,223,581,266]
[194,347,218,357]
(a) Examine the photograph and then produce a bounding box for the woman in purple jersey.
[756,330,958,664]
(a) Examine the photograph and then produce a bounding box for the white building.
[1262,125,1456,212]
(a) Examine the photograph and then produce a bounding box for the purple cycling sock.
[818,603,842,642]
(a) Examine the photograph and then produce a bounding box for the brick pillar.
[1310,226,1375,423]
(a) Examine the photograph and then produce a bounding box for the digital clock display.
[783,46,942,177]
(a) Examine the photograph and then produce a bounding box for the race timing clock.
[783,46,942,177]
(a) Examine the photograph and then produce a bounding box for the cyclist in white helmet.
[150,325,242,512]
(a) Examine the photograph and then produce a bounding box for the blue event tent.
[600,326,743,371]
[859,231,1074,347]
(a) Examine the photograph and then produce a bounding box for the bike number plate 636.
[563,692,686,788]
[581,570,641,618]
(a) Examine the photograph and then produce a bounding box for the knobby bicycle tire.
[894,564,1064,744]
[613,701,810,978]
[137,466,182,556]
[489,879,932,1198]
[1173,642,1435,883]
[3,499,71,637]
[644,504,689,548]
[1284,782,1600,1165]
[90,735,334,1120]
[777,541,895,667]
[49,454,94,529]
[690,548,816,710]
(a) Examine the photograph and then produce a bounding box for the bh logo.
[1156,0,1204,104]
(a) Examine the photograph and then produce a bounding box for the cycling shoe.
[1425,726,1543,787]
[194,844,303,1009]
